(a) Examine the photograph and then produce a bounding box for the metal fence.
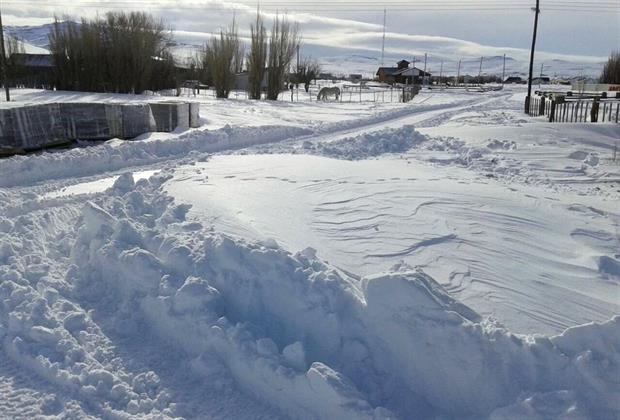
[526,92,620,123]
[172,84,420,103]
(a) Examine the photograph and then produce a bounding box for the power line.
[2,0,617,10]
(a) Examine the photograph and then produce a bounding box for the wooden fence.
[526,93,620,123]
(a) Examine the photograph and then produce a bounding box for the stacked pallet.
[62,103,156,140]
[0,101,200,156]
[0,104,67,154]
[150,102,190,132]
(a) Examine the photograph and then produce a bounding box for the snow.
[163,152,620,335]
[0,85,619,419]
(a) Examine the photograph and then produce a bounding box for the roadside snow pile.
[0,124,310,188]
[5,172,607,419]
[302,125,428,160]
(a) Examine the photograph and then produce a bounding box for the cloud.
[3,0,609,77]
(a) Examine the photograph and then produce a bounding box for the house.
[532,76,551,85]
[10,53,55,89]
[234,70,269,92]
[349,74,363,82]
[376,60,430,85]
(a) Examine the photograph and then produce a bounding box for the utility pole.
[439,60,443,86]
[526,0,541,113]
[296,44,300,102]
[502,53,506,84]
[381,8,386,66]
[539,62,544,88]
[0,6,10,102]
[456,59,461,86]
[423,53,427,86]
[478,56,483,84]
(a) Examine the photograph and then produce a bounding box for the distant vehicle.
[503,76,525,84]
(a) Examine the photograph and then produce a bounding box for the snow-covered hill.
[6,23,605,79]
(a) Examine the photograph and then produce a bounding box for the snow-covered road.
[1,86,619,419]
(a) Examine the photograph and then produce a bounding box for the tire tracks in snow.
[242,93,501,153]
[0,93,492,190]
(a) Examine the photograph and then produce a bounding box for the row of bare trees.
[600,51,620,84]
[201,11,320,100]
[48,12,177,93]
[30,10,319,98]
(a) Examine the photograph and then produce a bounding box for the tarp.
[1,104,67,151]
[150,102,190,132]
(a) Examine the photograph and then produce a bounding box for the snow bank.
[0,124,310,188]
[302,125,428,160]
[49,173,618,419]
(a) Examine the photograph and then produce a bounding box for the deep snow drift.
[1,173,618,419]
[1,86,619,419]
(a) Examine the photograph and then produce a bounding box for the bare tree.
[204,19,242,98]
[246,8,267,100]
[296,57,321,92]
[5,34,24,57]
[266,14,299,100]
[600,51,620,84]
[5,34,25,83]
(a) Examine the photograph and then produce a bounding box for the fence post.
[525,96,531,114]
[563,102,568,122]
[548,100,556,122]
[539,97,545,116]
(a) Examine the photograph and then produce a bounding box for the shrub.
[203,19,243,98]
[296,58,321,92]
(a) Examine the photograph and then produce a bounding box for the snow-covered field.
[0,85,619,419]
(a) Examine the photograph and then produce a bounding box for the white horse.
[317,87,341,101]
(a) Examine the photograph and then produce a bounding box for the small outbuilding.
[376,60,430,85]
[10,53,55,89]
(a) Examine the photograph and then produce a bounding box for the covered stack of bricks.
[0,101,200,155]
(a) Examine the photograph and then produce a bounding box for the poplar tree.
[246,9,267,100]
